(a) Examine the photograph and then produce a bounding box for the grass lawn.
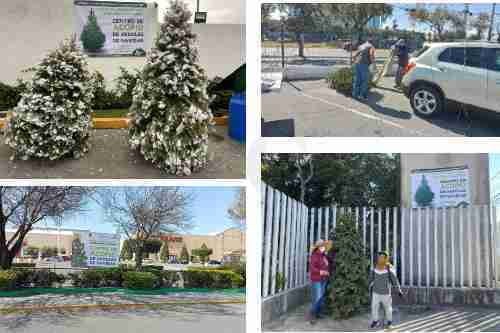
[92,109,129,118]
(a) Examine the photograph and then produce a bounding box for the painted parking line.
[297,90,427,136]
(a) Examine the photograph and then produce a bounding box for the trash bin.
[228,92,245,143]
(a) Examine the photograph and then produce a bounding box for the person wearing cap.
[369,251,403,330]
[308,239,330,324]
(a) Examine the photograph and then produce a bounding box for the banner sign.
[411,166,470,208]
[74,1,148,56]
[72,231,120,267]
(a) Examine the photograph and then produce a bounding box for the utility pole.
[464,4,470,41]
[196,0,199,12]
[488,3,496,41]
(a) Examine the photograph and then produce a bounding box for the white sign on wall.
[74,1,149,56]
[411,166,470,208]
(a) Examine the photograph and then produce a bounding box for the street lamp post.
[280,14,286,69]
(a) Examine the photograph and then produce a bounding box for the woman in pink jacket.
[308,239,329,324]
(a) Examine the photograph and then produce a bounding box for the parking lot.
[262,76,500,137]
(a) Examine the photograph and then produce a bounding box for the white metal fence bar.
[262,186,274,297]
[270,189,280,294]
[401,207,406,286]
[425,207,430,288]
[263,183,499,298]
[277,191,286,292]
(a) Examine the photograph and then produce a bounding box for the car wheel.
[410,85,444,118]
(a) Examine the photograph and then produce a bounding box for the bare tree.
[0,187,92,270]
[294,154,314,203]
[98,187,193,271]
[227,188,245,230]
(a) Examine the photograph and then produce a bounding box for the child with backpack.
[369,251,403,330]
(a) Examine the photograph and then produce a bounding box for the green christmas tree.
[180,244,190,262]
[71,237,87,267]
[159,241,170,263]
[328,214,369,319]
[5,37,93,160]
[192,243,213,264]
[120,239,134,261]
[415,175,435,207]
[128,0,213,176]
[80,8,106,52]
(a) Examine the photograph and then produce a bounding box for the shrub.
[161,270,180,288]
[0,81,25,111]
[183,269,243,289]
[114,67,140,108]
[12,269,65,288]
[326,67,375,96]
[0,270,17,290]
[11,263,36,268]
[221,262,246,281]
[328,213,370,319]
[123,271,158,289]
[96,267,125,287]
[76,269,105,288]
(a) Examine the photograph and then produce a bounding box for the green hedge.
[0,270,17,290]
[183,269,244,289]
[11,263,36,268]
[122,271,158,289]
[13,269,65,288]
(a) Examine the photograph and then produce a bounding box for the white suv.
[401,42,500,117]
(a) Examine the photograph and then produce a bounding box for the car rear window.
[438,47,486,68]
[412,46,430,58]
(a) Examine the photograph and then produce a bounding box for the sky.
[490,154,500,201]
[387,4,498,33]
[113,0,245,23]
[34,187,242,236]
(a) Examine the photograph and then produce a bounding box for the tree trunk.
[0,249,14,270]
[296,32,305,58]
[135,246,143,271]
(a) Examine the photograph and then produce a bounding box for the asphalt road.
[262,78,500,137]
[0,303,245,333]
[0,126,245,179]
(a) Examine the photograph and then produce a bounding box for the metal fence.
[262,183,500,299]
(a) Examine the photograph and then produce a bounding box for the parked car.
[43,256,64,263]
[205,260,222,267]
[401,42,500,117]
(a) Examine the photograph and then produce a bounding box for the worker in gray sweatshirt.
[369,251,403,330]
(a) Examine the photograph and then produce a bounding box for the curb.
[0,298,245,314]
[0,115,228,129]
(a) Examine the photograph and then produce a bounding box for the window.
[438,47,486,69]
[464,47,483,68]
[486,49,500,71]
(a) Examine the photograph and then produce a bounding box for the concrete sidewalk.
[263,304,500,332]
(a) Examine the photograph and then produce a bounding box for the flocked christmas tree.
[128,0,213,176]
[80,8,106,53]
[5,37,94,160]
[415,175,435,207]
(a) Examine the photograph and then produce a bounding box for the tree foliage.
[80,8,106,52]
[98,187,193,271]
[159,241,170,263]
[414,175,435,207]
[409,6,453,41]
[0,187,91,270]
[71,236,87,267]
[328,214,369,319]
[128,0,213,176]
[5,37,94,160]
[227,188,246,229]
[262,154,400,207]
[180,244,190,262]
[192,243,213,263]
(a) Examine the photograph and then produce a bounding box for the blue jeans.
[311,281,327,317]
[352,63,369,99]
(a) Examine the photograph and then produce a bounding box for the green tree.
[414,175,435,207]
[180,244,190,262]
[128,0,212,176]
[192,243,213,264]
[24,246,39,258]
[80,8,106,52]
[409,6,453,41]
[328,214,369,319]
[40,246,58,258]
[71,237,87,267]
[159,241,170,263]
[120,239,134,261]
[5,37,93,160]
[262,154,400,207]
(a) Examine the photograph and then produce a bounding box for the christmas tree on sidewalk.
[128,0,213,176]
[5,37,94,160]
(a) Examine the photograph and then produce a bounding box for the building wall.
[0,0,245,85]
[159,228,245,261]
[6,230,74,256]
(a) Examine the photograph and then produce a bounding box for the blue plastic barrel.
[228,92,246,143]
